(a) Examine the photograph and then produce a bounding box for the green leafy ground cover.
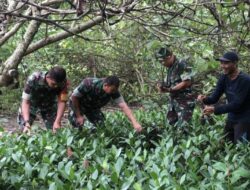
[0,108,250,190]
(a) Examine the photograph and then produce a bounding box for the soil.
[0,114,19,133]
[0,106,139,133]
[1,114,40,133]
[0,106,142,133]
[0,113,69,133]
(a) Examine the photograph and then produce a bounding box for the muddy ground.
[0,112,69,133]
[0,106,136,133]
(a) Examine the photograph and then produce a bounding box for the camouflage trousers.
[17,104,57,129]
[68,104,105,128]
[167,94,195,128]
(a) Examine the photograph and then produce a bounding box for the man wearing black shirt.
[198,51,250,143]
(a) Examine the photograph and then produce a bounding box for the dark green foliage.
[0,108,250,189]
[0,87,22,114]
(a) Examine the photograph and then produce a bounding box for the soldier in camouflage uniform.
[68,76,142,132]
[17,66,68,133]
[156,46,195,128]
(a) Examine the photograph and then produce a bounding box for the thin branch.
[24,15,106,55]
[20,0,76,14]
[0,21,24,46]
[8,12,91,41]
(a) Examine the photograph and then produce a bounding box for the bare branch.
[0,6,41,86]
[0,21,24,46]
[25,15,105,55]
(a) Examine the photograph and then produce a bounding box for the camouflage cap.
[155,47,172,59]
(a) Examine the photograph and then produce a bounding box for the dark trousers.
[17,105,57,129]
[68,107,105,128]
[224,121,250,143]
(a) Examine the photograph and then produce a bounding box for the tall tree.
[0,0,138,86]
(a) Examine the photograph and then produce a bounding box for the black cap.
[216,51,239,63]
[155,47,172,59]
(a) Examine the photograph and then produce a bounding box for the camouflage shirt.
[71,78,124,110]
[164,58,193,96]
[22,71,68,107]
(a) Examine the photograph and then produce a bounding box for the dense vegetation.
[0,1,249,189]
[1,109,250,189]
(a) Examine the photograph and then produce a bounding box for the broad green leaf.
[12,152,21,163]
[0,157,7,169]
[208,166,215,176]
[91,169,98,180]
[24,162,32,178]
[45,146,53,150]
[65,161,73,175]
[67,136,74,146]
[115,157,124,176]
[50,153,57,163]
[121,175,135,190]
[186,139,191,148]
[212,162,227,172]
[27,136,36,146]
[111,172,118,184]
[204,153,210,163]
[184,150,191,160]
[49,182,57,190]
[115,148,122,159]
[180,174,186,185]
[150,172,158,181]
[39,164,49,180]
[102,159,109,170]
[231,167,250,183]
[87,180,93,190]
[133,182,142,190]
[134,147,141,159]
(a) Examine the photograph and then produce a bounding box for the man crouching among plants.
[17,66,69,134]
[68,76,142,133]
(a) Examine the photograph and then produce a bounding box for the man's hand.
[203,105,214,115]
[23,122,31,135]
[156,83,163,92]
[76,115,85,126]
[157,83,171,93]
[133,122,142,133]
[197,95,206,102]
[53,121,61,133]
[67,147,73,158]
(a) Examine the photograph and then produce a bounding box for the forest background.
[0,0,250,189]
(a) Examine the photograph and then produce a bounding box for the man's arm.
[21,99,31,134]
[21,99,31,123]
[71,95,84,126]
[158,80,191,93]
[53,81,69,132]
[118,102,142,132]
[70,80,93,127]
[20,72,40,133]
[71,95,81,118]
[202,75,225,105]
[170,80,191,92]
[161,60,192,93]
[53,100,66,132]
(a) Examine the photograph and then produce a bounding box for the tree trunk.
[0,8,41,86]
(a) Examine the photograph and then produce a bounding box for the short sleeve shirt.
[71,78,124,109]
[22,71,68,107]
[164,58,193,94]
